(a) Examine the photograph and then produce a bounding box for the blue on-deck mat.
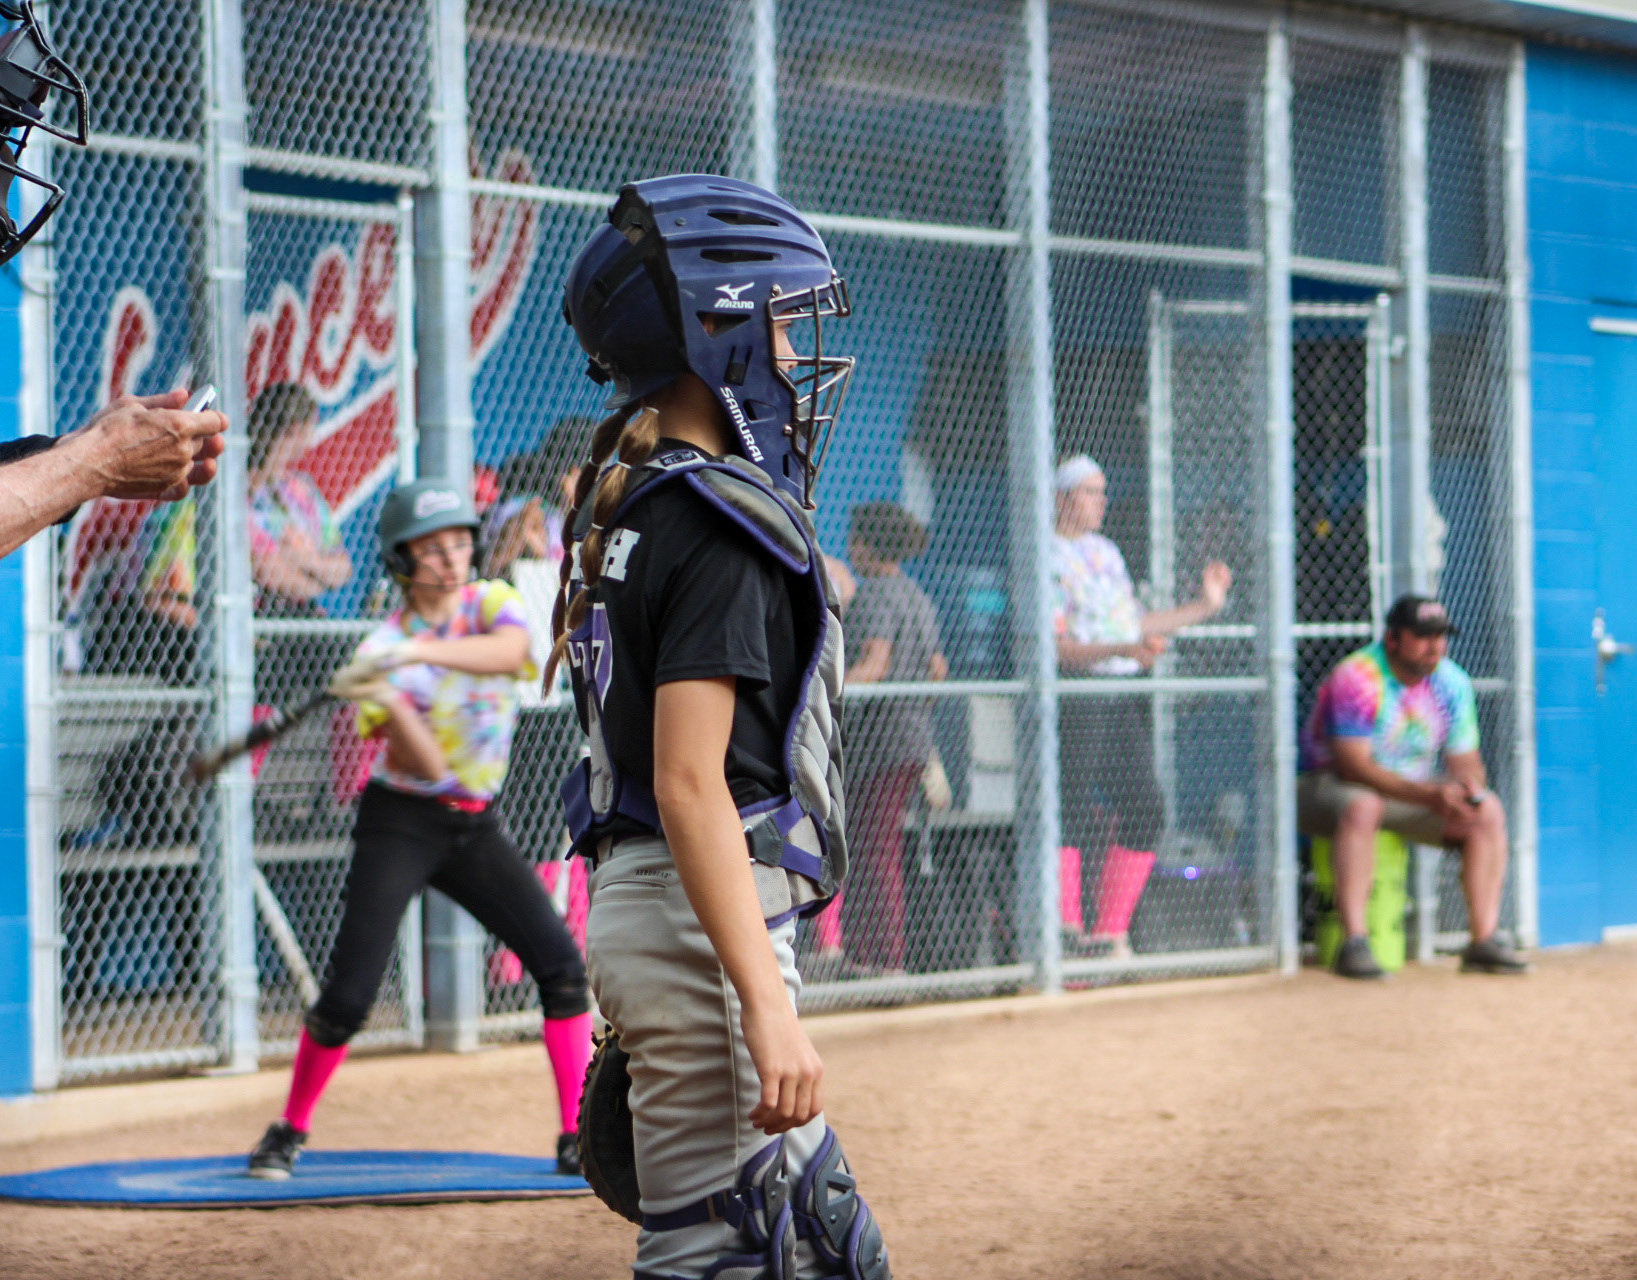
[0,1150,592,1209]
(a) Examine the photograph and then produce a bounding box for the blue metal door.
[1593,318,1637,931]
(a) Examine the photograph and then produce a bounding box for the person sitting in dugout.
[1297,593,1528,980]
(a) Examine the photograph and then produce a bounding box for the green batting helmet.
[379,478,480,581]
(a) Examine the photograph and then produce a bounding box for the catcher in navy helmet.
[245,479,593,1182]
[552,175,889,1280]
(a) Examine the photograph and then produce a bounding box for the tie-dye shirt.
[1298,641,1479,781]
[354,580,538,801]
[250,473,342,574]
[1051,531,1144,676]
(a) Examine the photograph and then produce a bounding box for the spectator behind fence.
[1052,454,1231,956]
[481,415,596,588]
[248,383,354,715]
[829,502,948,977]
[249,383,351,617]
[1298,594,1528,979]
[81,495,201,684]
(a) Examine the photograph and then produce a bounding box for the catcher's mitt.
[578,1030,642,1223]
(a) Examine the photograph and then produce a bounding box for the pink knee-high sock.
[541,1012,594,1136]
[282,1029,348,1133]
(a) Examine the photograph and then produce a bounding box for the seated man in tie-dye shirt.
[1298,594,1528,980]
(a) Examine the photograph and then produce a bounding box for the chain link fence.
[26,0,1530,1083]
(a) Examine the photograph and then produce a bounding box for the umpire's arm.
[0,389,227,558]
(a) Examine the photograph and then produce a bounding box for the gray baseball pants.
[585,835,833,1278]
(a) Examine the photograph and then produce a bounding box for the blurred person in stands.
[0,5,224,559]
[81,496,201,684]
[1052,454,1231,955]
[481,420,591,586]
[1298,594,1527,980]
[248,383,351,616]
[832,502,947,977]
[248,383,353,720]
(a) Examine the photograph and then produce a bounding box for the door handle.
[1594,609,1633,695]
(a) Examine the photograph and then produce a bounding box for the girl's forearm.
[661,778,791,1014]
[408,628,531,675]
[380,695,449,781]
[1141,599,1214,636]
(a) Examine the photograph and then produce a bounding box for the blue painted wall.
[0,252,29,1094]
[1528,43,1637,944]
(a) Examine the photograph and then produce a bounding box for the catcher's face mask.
[0,0,87,265]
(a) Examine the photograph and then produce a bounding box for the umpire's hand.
[65,389,228,502]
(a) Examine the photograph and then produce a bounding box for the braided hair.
[543,404,662,688]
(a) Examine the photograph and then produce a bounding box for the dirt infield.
[5,946,1637,1280]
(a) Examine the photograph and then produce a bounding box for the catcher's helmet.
[563,174,854,508]
[0,1,86,264]
[378,479,480,582]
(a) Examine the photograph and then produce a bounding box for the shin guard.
[794,1128,890,1280]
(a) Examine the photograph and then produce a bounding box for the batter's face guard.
[0,1,87,265]
[563,173,855,508]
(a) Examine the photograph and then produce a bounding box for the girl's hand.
[1200,560,1233,612]
[742,996,824,1135]
[329,670,395,704]
[374,639,422,669]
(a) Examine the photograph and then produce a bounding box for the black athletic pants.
[308,782,589,1044]
[1058,696,1166,855]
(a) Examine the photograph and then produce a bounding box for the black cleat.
[1333,935,1387,980]
[247,1119,307,1180]
[556,1131,582,1178]
[1460,934,1531,975]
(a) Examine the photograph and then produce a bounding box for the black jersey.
[568,441,805,841]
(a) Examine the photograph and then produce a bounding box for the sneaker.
[556,1131,582,1178]
[247,1120,307,1180]
[1333,935,1387,980]
[1460,934,1531,975]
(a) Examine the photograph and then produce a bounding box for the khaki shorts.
[1296,771,1452,847]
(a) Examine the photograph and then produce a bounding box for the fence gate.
[241,191,422,1056]
[1290,299,1393,711]
[1150,294,1399,723]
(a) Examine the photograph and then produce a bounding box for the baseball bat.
[186,690,333,784]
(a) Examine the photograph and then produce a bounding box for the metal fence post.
[418,0,482,1053]
[1505,41,1538,948]
[1263,16,1298,976]
[21,117,59,1089]
[204,0,259,1072]
[396,191,420,485]
[750,0,777,189]
[1005,0,1061,995]
[1396,26,1431,599]
[1399,26,1440,963]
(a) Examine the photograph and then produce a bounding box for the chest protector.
[559,449,848,918]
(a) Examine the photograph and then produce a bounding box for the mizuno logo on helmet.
[714,282,755,311]
[719,389,764,462]
[414,489,462,519]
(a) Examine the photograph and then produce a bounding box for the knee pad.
[302,1005,360,1049]
[794,1128,890,1280]
[640,1137,797,1280]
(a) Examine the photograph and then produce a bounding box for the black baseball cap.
[1385,594,1457,636]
